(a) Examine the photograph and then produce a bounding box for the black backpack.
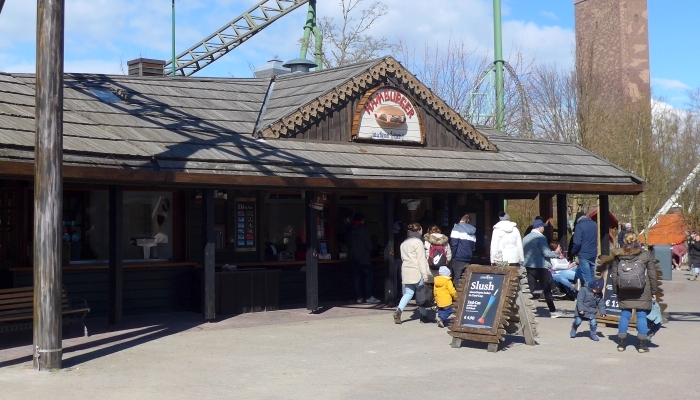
[617,259,646,290]
[428,244,447,270]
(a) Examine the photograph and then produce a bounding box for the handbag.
[414,283,434,308]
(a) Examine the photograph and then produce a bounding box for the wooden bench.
[0,287,90,337]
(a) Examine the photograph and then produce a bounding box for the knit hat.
[438,266,451,277]
[499,212,510,221]
[589,278,604,292]
[575,212,586,223]
[625,222,632,229]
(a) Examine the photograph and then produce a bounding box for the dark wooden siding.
[292,81,476,150]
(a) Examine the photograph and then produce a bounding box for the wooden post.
[556,194,568,251]
[33,0,64,371]
[201,189,215,319]
[383,193,395,303]
[305,191,319,313]
[599,195,611,256]
[108,185,123,326]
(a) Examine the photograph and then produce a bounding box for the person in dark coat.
[449,214,476,286]
[688,230,700,280]
[612,232,658,353]
[347,213,380,304]
[569,212,598,286]
[570,278,606,341]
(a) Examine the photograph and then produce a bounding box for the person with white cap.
[490,212,524,266]
[433,266,457,328]
[617,222,633,248]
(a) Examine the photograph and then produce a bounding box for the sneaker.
[393,309,402,324]
[550,309,566,318]
[570,327,577,338]
[366,296,381,304]
[552,288,566,299]
[589,331,600,341]
[437,316,444,328]
[419,316,434,324]
[357,298,364,304]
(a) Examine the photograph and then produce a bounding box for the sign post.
[448,265,535,352]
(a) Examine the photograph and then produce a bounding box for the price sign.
[602,264,621,316]
[235,199,256,252]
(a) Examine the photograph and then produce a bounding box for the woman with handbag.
[612,232,658,353]
[393,223,432,324]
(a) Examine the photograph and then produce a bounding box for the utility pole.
[493,0,505,131]
[33,0,65,371]
[0,0,6,15]
[171,0,176,76]
[299,0,322,70]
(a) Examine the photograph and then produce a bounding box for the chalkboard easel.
[448,265,536,352]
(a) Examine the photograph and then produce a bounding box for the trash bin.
[651,244,672,280]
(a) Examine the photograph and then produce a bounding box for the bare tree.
[306,0,393,68]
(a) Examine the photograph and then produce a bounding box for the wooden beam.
[599,195,611,256]
[0,160,645,195]
[556,194,569,251]
[201,189,215,320]
[108,185,123,326]
[33,0,64,371]
[305,191,319,313]
[383,193,395,303]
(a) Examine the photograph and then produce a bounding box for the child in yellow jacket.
[434,266,457,328]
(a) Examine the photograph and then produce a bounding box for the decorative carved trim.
[260,57,497,151]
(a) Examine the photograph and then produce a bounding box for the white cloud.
[1,0,577,77]
[652,78,690,92]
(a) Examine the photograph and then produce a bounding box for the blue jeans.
[572,315,597,330]
[575,257,596,286]
[552,271,574,290]
[437,306,453,321]
[397,279,427,316]
[618,309,649,336]
[354,265,373,299]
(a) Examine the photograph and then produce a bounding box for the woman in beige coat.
[393,223,431,324]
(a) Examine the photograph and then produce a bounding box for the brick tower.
[574,0,650,102]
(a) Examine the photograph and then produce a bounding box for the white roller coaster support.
[648,162,700,228]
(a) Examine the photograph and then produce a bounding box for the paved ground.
[0,270,697,399]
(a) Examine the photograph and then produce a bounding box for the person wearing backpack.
[393,223,432,324]
[612,232,659,353]
[688,230,700,280]
[424,224,452,284]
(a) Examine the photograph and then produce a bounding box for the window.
[123,192,173,260]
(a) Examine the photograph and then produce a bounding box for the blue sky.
[0,0,695,108]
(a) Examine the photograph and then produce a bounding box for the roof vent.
[282,58,317,74]
[254,59,291,78]
[127,58,166,77]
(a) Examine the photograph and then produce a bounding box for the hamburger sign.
[352,87,424,143]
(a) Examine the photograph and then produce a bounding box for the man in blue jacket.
[449,214,476,286]
[523,219,566,318]
[569,212,598,286]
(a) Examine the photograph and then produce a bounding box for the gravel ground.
[0,271,696,400]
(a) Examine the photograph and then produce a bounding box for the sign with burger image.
[353,87,424,143]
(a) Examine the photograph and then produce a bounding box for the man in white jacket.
[490,213,524,266]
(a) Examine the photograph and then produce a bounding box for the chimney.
[127,58,166,77]
[253,59,291,78]
[282,58,317,74]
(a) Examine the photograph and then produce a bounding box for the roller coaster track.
[164,0,309,77]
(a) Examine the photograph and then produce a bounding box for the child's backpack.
[617,258,646,290]
[428,244,447,270]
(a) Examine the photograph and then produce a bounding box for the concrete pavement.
[0,271,697,399]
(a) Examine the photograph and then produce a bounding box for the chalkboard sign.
[602,264,621,316]
[451,265,517,336]
[235,198,257,252]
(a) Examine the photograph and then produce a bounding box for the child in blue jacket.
[570,278,607,341]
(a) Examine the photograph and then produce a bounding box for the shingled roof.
[0,59,644,194]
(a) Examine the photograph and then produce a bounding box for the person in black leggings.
[522,219,566,318]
